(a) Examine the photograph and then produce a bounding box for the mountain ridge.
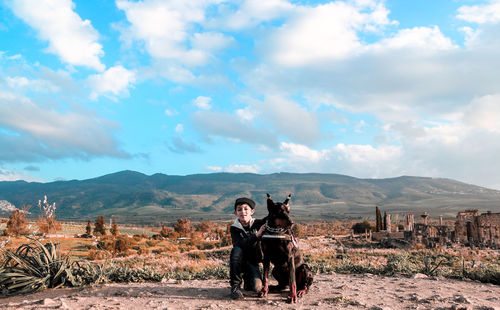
[0,171,498,224]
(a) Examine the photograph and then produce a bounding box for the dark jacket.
[230,218,265,264]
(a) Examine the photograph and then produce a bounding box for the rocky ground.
[1,273,499,310]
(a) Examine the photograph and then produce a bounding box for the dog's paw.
[297,289,307,297]
[258,288,268,298]
[287,294,297,303]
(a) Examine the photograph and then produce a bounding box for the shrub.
[113,237,130,255]
[37,195,60,234]
[94,216,106,236]
[87,249,111,260]
[110,216,119,236]
[383,253,419,276]
[0,239,76,296]
[145,240,160,247]
[174,218,194,237]
[137,247,151,255]
[351,220,373,234]
[4,208,30,237]
[133,234,149,241]
[196,242,215,250]
[188,252,206,260]
[85,220,93,236]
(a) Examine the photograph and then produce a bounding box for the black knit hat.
[234,197,256,210]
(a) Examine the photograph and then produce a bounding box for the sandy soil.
[1,273,499,310]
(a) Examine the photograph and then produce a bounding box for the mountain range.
[0,170,499,224]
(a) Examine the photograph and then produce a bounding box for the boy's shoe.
[231,286,244,300]
[244,279,262,292]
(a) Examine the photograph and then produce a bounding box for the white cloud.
[5,76,29,88]
[205,165,222,172]
[372,26,456,51]
[168,136,201,154]
[224,164,260,173]
[0,91,127,161]
[175,124,184,133]
[192,110,278,147]
[88,65,136,99]
[250,95,320,145]
[236,107,255,121]
[279,142,327,163]
[193,96,212,110]
[274,141,402,179]
[165,109,178,116]
[463,94,500,132]
[191,32,234,51]
[220,0,295,30]
[0,167,39,182]
[9,0,104,71]
[268,1,392,66]
[457,1,500,24]
[4,75,60,93]
[116,0,220,66]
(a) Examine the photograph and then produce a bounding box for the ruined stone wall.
[455,210,499,246]
[454,210,479,242]
[476,212,500,246]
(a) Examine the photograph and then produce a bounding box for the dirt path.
[1,273,499,310]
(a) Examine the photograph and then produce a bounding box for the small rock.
[58,300,70,309]
[42,298,59,306]
[413,273,428,279]
[453,295,470,304]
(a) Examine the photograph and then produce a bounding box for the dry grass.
[1,218,498,287]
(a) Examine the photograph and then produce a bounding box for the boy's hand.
[256,225,266,238]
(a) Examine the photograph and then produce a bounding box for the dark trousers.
[230,247,262,291]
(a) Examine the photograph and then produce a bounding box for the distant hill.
[0,171,499,224]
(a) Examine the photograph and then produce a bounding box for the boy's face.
[234,203,254,225]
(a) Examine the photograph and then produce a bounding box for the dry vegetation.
[0,212,498,298]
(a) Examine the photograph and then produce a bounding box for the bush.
[87,249,111,260]
[188,252,206,260]
[4,208,29,237]
[174,218,194,237]
[137,247,151,255]
[94,216,106,236]
[351,220,373,234]
[0,240,76,296]
[383,253,419,276]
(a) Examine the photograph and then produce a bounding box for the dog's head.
[266,193,293,230]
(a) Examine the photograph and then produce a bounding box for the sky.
[2,0,500,189]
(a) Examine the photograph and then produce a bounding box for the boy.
[229,197,266,300]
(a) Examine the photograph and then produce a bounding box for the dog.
[258,193,313,303]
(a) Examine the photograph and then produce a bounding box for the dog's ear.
[266,193,275,212]
[283,194,291,212]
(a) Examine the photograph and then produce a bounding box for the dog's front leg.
[287,250,297,303]
[259,258,270,298]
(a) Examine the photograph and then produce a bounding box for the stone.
[413,273,428,279]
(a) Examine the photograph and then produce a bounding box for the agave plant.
[0,238,77,296]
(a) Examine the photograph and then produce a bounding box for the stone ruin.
[371,208,500,249]
[455,210,500,247]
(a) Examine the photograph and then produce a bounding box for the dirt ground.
[0,273,499,310]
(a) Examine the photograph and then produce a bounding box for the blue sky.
[2,0,500,189]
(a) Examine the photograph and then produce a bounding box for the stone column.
[404,214,414,231]
[421,213,429,225]
[439,215,443,226]
[385,213,392,232]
